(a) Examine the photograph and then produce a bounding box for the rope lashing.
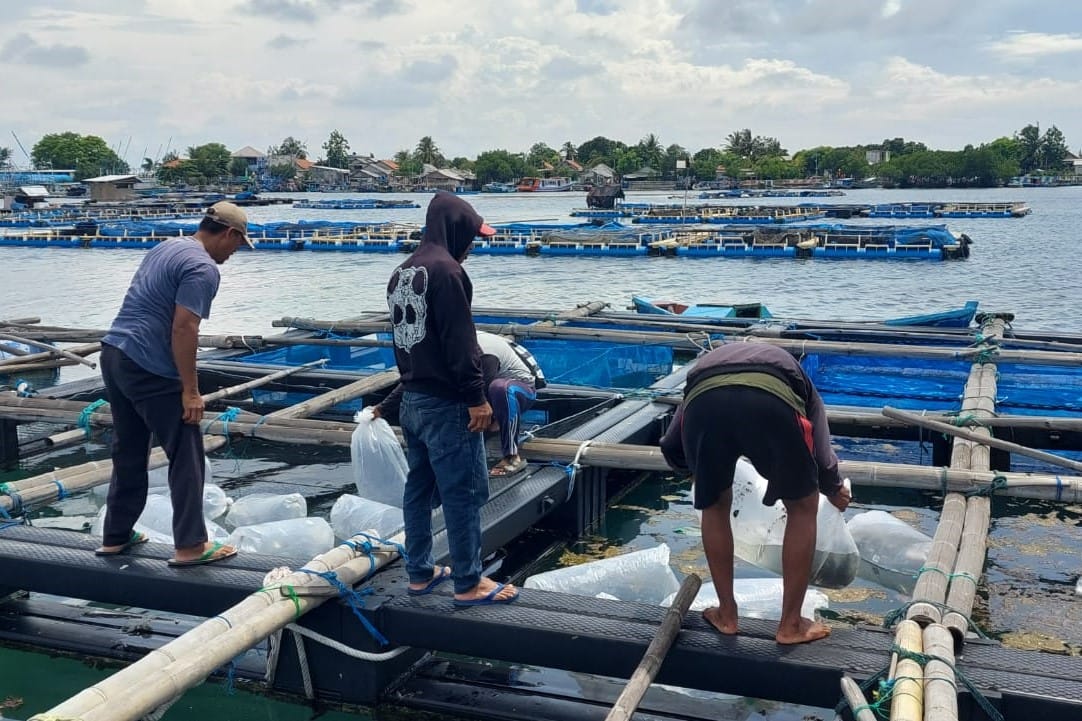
[882,600,989,639]
[297,569,389,647]
[966,474,1009,497]
[77,398,108,438]
[556,439,594,497]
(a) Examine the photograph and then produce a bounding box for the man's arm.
[172,305,203,424]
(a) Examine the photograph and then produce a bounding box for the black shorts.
[682,385,818,509]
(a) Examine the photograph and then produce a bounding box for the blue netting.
[995,362,1082,416]
[520,338,673,389]
[250,389,364,413]
[236,336,395,372]
[801,353,971,411]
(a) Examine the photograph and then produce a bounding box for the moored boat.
[516,176,572,192]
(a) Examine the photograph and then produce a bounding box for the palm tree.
[638,133,663,171]
[561,141,577,161]
[724,129,755,159]
[415,136,443,166]
[141,157,155,173]
[0,146,11,169]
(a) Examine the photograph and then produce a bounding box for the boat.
[481,182,517,193]
[516,176,572,192]
[631,297,979,328]
[630,296,773,320]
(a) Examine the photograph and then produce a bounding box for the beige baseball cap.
[204,201,253,248]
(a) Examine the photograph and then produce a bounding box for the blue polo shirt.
[103,238,220,378]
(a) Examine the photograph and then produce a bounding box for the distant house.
[418,164,476,191]
[84,174,139,202]
[305,165,350,190]
[866,149,892,165]
[348,155,402,189]
[582,162,616,185]
[1,185,50,211]
[231,146,266,174]
[1064,151,1082,177]
[622,166,662,189]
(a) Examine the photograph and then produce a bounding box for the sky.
[3,0,1082,165]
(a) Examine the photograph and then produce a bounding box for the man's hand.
[182,389,205,424]
[467,402,493,432]
[827,483,852,512]
[370,405,382,420]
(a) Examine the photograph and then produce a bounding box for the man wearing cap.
[386,192,518,605]
[95,202,252,566]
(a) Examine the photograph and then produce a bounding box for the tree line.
[6,123,1074,188]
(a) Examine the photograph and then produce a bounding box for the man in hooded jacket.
[386,192,519,605]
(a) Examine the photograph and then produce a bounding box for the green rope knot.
[77,398,108,438]
[967,474,1008,497]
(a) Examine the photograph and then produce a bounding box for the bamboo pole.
[921,625,959,721]
[882,406,1082,474]
[266,370,399,419]
[942,497,990,647]
[889,620,924,721]
[0,342,31,357]
[0,359,80,373]
[0,342,101,369]
[605,573,701,721]
[906,493,966,626]
[34,533,403,721]
[839,676,879,721]
[272,318,1082,367]
[0,334,98,368]
[200,358,329,403]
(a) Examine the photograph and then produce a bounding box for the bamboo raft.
[3,306,1082,721]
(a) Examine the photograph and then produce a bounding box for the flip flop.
[453,582,520,607]
[95,530,149,556]
[489,459,527,478]
[168,541,237,567]
[407,565,452,596]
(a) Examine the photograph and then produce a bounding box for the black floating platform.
[376,586,1082,721]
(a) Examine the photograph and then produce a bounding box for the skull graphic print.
[388,266,429,352]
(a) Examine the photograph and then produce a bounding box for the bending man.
[660,342,851,644]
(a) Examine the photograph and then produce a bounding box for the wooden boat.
[631,296,979,329]
[516,177,572,192]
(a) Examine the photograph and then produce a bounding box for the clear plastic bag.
[351,408,408,507]
[659,578,829,621]
[329,493,404,541]
[91,456,214,507]
[226,517,335,560]
[224,493,307,529]
[90,495,228,544]
[524,544,681,605]
[847,510,932,594]
[700,458,859,588]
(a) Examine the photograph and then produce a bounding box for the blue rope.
[298,568,389,647]
[348,531,408,563]
[53,480,67,500]
[550,461,579,497]
[77,398,108,438]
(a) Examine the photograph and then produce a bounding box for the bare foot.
[775,617,831,645]
[703,606,739,636]
[454,576,518,603]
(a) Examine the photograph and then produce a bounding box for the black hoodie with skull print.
[385,192,486,407]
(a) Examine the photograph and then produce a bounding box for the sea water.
[3,186,1082,719]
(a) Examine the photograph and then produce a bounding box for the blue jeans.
[400,391,489,594]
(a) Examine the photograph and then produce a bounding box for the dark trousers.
[100,344,207,549]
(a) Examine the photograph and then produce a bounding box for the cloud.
[0,32,89,67]
[241,0,409,22]
[543,56,593,80]
[576,0,619,15]
[401,56,458,83]
[267,34,309,49]
[988,31,1082,58]
[242,0,319,22]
